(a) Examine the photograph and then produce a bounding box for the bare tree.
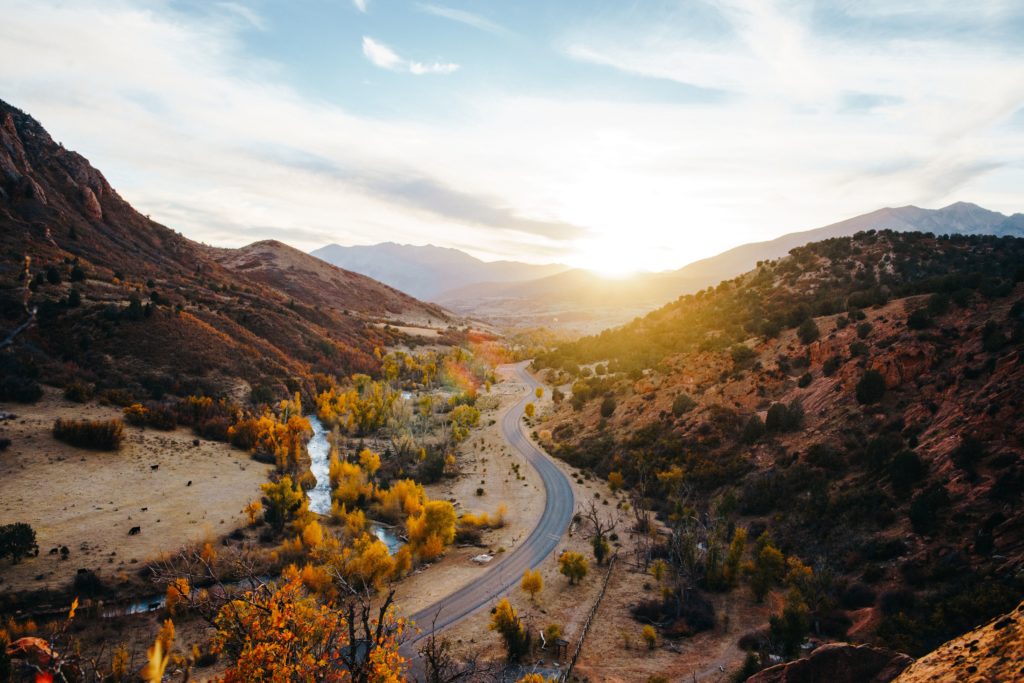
[418,609,495,683]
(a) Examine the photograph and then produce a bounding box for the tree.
[165,578,190,616]
[521,569,543,602]
[600,396,616,418]
[769,590,810,657]
[856,369,886,404]
[641,624,657,649]
[0,523,37,564]
[534,387,543,399]
[559,551,589,585]
[749,535,785,602]
[68,288,81,307]
[797,318,820,344]
[214,576,407,682]
[489,598,530,662]
[261,476,307,532]
[607,471,624,491]
[672,394,696,416]
[524,403,535,418]
[592,536,611,565]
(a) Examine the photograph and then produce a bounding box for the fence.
[561,552,617,682]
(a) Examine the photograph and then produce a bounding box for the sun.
[571,239,641,278]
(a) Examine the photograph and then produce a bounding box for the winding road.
[402,361,575,648]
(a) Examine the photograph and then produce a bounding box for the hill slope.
[311,241,569,300]
[536,230,1024,657]
[0,98,448,400]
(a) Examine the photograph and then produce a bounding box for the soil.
[0,389,271,596]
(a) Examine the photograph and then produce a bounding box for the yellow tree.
[214,575,407,682]
[524,403,535,418]
[489,598,529,662]
[558,551,589,585]
[521,569,543,603]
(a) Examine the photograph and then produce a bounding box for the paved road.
[402,361,575,650]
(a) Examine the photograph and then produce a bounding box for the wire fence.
[561,552,617,682]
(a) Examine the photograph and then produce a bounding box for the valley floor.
[0,389,270,596]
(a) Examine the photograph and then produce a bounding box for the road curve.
[402,361,575,648]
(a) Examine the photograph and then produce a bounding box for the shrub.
[72,568,105,597]
[840,582,877,609]
[641,625,657,649]
[559,551,589,585]
[822,356,842,376]
[53,418,124,450]
[600,396,616,418]
[797,318,820,345]
[890,450,926,493]
[63,381,93,403]
[0,376,43,403]
[672,394,696,416]
[856,322,873,339]
[797,372,812,388]
[909,485,950,535]
[123,403,177,430]
[907,308,932,330]
[0,523,37,563]
[741,415,765,444]
[855,369,886,404]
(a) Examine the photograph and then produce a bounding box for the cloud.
[352,0,367,13]
[263,147,587,240]
[0,0,1021,272]
[415,3,510,35]
[216,2,266,31]
[361,36,459,75]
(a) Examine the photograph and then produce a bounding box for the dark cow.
[150,464,159,471]
[128,526,141,536]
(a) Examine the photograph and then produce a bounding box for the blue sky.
[2,0,1023,273]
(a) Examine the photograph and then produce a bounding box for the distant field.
[0,390,271,594]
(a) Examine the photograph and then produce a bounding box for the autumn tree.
[521,569,543,603]
[748,533,785,602]
[524,402,535,418]
[261,476,308,532]
[214,575,407,682]
[558,551,589,585]
[489,598,530,662]
[165,578,190,616]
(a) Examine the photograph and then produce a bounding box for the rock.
[81,185,102,220]
[747,643,913,683]
[892,600,1024,683]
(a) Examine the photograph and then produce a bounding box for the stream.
[104,416,401,617]
[305,416,403,555]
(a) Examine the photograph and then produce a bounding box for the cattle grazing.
[150,464,159,471]
[186,480,192,486]
[128,526,141,536]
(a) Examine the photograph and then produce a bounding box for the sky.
[1,0,1023,275]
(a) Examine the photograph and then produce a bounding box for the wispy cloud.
[415,3,509,35]
[362,36,459,75]
[352,0,367,13]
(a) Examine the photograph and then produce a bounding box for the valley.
[2,53,1023,683]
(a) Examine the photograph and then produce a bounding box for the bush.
[840,582,877,609]
[672,393,696,416]
[0,376,43,403]
[123,403,177,430]
[822,356,842,376]
[855,369,886,404]
[909,485,950,535]
[53,418,124,450]
[0,523,38,563]
[741,415,765,443]
[907,308,932,330]
[63,382,94,403]
[765,400,803,432]
[797,318,820,344]
[797,372,812,388]
[890,450,926,493]
[600,396,617,418]
[856,322,873,339]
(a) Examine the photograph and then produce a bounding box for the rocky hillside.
[536,230,1024,656]
[0,99,449,401]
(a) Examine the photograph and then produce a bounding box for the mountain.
[0,99,448,401]
[436,203,1024,332]
[672,202,1024,291]
[310,242,570,300]
[536,229,1024,658]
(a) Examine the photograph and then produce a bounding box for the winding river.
[305,416,402,554]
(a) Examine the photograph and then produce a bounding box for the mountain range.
[0,99,448,400]
[345,202,1023,332]
[311,242,569,300]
